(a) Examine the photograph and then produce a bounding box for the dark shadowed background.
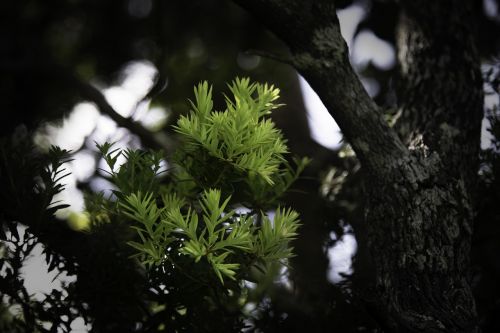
[1,0,499,332]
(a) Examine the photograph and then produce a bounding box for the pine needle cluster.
[92,78,308,289]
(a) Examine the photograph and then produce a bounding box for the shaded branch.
[1,60,173,152]
[244,49,295,66]
[56,68,173,153]
[233,0,408,176]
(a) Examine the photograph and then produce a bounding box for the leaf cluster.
[173,78,309,209]
[0,78,308,332]
[0,130,88,333]
[119,188,299,284]
[84,78,307,330]
[0,128,72,235]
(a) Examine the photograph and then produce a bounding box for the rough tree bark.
[233,0,483,332]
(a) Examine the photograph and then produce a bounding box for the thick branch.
[233,0,408,176]
[233,1,482,332]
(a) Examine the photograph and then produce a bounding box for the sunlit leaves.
[174,78,289,189]
[118,188,301,284]
[90,78,306,287]
[160,189,244,283]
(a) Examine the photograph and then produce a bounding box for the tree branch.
[233,0,408,176]
[232,2,482,331]
[244,49,295,66]
[1,60,172,152]
[56,68,173,152]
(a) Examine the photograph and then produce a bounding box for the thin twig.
[61,69,172,152]
[244,49,295,67]
[1,60,173,152]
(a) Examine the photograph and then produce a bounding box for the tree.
[232,1,496,332]
[1,0,499,332]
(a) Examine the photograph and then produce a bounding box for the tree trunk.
[367,2,482,331]
[366,153,478,332]
[233,0,483,331]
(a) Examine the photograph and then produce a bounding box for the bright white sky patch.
[121,61,157,96]
[88,177,116,196]
[139,106,169,130]
[35,102,100,152]
[71,150,97,182]
[481,117,493,150]
[89,114,118,144]
[338,3,367,51]
[104,60,157,118]
[326,229,358,284]
[70,316,91,333]
[484,0,499,20]
[19,235,76,302]
[103,86,137,117]
[299,76,342,150]
[352,30,396,70]
[481,62,499,150]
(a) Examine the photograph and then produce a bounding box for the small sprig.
[174,78,289,188]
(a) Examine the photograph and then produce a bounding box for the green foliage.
[173,78,309,209]
[0,79,307,332]
[96,142,165,195]
[82,78,308,329]
[119,188,299,284]
[94,79,306,284]
[174,78,286,186]
[0,128,72,229]
[0,130,87,333]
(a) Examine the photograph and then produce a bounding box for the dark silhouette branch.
[1,60,172,152]
[233,0,408,177]
[55,68,173,153]
[244,49,295,66]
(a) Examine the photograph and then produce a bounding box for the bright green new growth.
[173,78,309,209]
[175,78,286,185]
[119,189,300,283]
[91,78,308,285]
